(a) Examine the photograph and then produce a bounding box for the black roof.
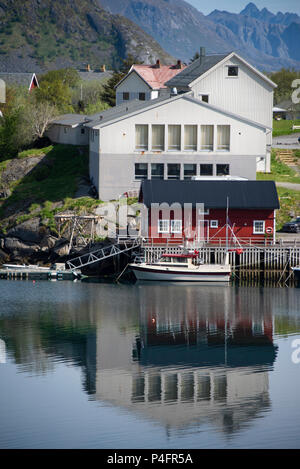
[140,180,280,210]
[165,54,228,88]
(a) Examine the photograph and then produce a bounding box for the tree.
[35,68,80,112]
[268,68,300,104]
[28,101,57,140]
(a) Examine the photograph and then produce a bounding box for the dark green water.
[0,280,300,448]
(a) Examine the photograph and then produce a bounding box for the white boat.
[129,252,231,282]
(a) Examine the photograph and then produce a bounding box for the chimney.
[176,59,182,69]
[101,64,106,72]
[155,59,160,68]
[199,47,206,64]
[86,63,91,72]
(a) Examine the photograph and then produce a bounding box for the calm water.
[0,280,300,449]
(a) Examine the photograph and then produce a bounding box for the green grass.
[257,150,300,184]
[0,144,103,234]
[276,187,300,230]
[273,119,300,137]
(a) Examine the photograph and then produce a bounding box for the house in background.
[0,73,39,92]
[139,179,279,245]
[115,60,186,106]
[86,91,271,201]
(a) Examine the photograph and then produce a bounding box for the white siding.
[191,56,274,130]
[97,98,266,157]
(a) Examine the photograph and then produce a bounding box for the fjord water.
[0,280,300,449]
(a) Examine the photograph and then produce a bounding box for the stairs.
[276,150,296,166]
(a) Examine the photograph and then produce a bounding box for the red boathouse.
[139,180,280,245]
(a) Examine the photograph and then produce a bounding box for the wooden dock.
[142,245,300,271]
[0,267,78,281]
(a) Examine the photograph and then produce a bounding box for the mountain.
[98,0,237,60]
[99,0,300,71]
[0,0,173,72]
[209,4,300,65]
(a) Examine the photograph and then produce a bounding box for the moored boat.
[129,252,231,282]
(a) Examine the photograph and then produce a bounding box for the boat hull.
[293,268,300,281]
[130,264,231,282]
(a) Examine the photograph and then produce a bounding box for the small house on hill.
[139,179,280,245]
[0,73,39,91]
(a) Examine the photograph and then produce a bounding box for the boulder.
[4,237,40,257]
[7,218,47,243]
[52,239,70,257]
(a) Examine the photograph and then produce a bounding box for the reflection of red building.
[140,180,279,245]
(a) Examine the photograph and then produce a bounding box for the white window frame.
[158,219,170,233]
[253,220,265,234]
[171,219,182,234]
[210,220,218,229]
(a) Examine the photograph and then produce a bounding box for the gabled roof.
[116,63,187,91]
[85,92,271,131]
[0,73,39,90]
[166,54,228,88]
[165,52,277,89]
[140,180,280,210]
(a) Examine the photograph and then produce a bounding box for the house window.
[167,163,180,180]
[200,125,213,151]
[152,125,164,151]
[139,92,146,101]
[151,163,164,179]
[135,163,148,180]
[184,164,197,179]
[123,92,129,100]
[210,220,218,229]
[81,128,85,134]
[217,125,230,151]
[216,164,230,176]
[184,125,197,150]
[168,125,181,151]
[201,94,209,103]
[158,219,169,233]
[171,220,182,233]
[200,164,213,176]
[228,66,238,77]
[135,124,148,150]
[253,220,265,234]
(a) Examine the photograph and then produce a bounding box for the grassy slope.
[0,144,102,234]
[257,149,300,229]
[0,0,173,70]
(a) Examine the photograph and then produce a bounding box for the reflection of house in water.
[95,285,277,434]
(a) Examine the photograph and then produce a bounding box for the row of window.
[123,92,146,101]
[135,124,230,152]
[135,163,230,180]
[158,219,266,234]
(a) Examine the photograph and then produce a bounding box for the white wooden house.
[86,92,270,201]
[115,60,186,106]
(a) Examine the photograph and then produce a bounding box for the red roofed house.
[115,60,186,105]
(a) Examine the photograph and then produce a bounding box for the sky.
[187,0,300,16]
